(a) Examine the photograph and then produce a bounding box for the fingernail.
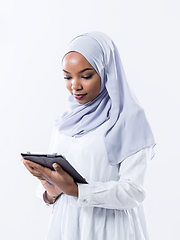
[53,163,58,168]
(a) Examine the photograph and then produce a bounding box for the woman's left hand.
[21,159,78,197]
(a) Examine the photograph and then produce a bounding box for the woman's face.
[62,51,101,104]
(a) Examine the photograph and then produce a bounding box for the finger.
[22,159,45,172]
[37,176,47,181]
[23,161,43,177]
[22,159,40,168]
[53,163,64,175]
[22,161,35,172]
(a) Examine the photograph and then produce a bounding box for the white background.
[0,0,180,239]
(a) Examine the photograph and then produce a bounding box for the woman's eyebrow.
[63,69,70,74]
[63,68,94,74]
[78,68,94,73]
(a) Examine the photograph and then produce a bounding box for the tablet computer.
[21,152,87,184]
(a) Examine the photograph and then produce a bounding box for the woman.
[22,32,155,240]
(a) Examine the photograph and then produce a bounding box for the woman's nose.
[71,78,82,90]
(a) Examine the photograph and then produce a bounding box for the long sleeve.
[71,147,151,210]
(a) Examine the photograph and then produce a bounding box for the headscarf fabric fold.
[55,32,155,165]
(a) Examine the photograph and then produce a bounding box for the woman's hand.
[21,159,78,198]
[40,180,63,202]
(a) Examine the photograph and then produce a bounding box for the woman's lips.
[73,94,87,100]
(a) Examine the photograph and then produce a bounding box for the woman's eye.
[64,76,72,80]
[82,74,93,79]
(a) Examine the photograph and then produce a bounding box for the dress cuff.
[43,191,52,205]
[78,183,92,205]
[70,183,100,207]
[70,183,91,206]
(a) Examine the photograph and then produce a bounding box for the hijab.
[55,32,155,165]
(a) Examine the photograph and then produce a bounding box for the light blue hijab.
[55,32,155,165]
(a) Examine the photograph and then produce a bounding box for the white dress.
[37,121,151,240]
